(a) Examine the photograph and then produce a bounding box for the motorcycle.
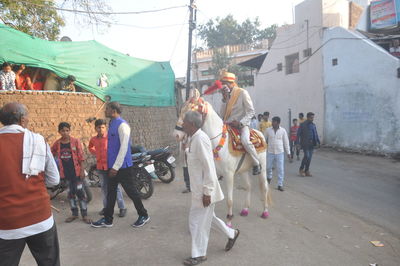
[131,151,155,199]
[132,145,176,183]
[47,177,93,203]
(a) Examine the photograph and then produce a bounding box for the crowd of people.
[0,69,321,265]
[249,110,320,190]
[0,101,151,265]
[0,62,78,92]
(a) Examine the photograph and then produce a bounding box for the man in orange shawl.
[219,71,261,175]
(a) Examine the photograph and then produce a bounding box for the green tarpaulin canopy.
[0,24,175,107]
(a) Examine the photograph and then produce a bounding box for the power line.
[16,1,187,15]
[170,10,190,60]
[106,21,188,30]
[258,36,371,75]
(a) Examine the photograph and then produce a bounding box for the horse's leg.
[225,173,234,227]
[258,170,270,219]
[240,172,251,216]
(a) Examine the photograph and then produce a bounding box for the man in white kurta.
[182,111,240,266]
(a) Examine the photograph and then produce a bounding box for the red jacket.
[51,136,84,179]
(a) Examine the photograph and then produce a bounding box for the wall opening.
[285,53,300,74]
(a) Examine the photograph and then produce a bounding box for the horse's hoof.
[261,211,269,219]
[226,222,233,228]
[240,209,249,216]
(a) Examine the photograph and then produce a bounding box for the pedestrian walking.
[91,101,149,228]
[52,122,91,224]
[182,111,239,266]
[264,116,291,191]
[289,118,300,162]
[259,111,272,134]
[298,112,306,124]
[88,119,127,217]
[297,112,320,177]
[0,102,60,266]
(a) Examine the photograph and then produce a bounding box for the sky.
[60,0,304,77]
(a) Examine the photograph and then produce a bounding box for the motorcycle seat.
[147,147,168,156]
[131,152,147,161]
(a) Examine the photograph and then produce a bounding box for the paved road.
[20,149,400,265]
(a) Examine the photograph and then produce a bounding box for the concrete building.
[191,40,269,91]
[253,0,400,154]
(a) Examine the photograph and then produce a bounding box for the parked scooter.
[132,145,176,183]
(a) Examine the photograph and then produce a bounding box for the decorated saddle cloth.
[227,126,267,156]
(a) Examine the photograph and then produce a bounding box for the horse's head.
[173,89,208,142]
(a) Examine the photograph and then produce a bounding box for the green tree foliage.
[0,0,112,41]
[198,14,277,48]
[0,0,64,40]
[198,15,276,85]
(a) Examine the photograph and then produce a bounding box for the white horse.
[174,93,271,226]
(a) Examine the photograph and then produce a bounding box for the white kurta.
[186,129,235,258]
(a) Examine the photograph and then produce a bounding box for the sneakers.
[119,208,127,218]
[299,169,306,177]
[277,185,284,192]
[182,188,191,193]
[91,217,113,228]
[305,171,313,177]
[252,164,261,175]
[132,216,150,228]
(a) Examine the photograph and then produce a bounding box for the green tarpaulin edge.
[0,24,176,107]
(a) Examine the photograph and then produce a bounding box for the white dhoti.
[241,126,260,165]
[189,204,235,258]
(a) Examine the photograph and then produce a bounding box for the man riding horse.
[219,71,261,175]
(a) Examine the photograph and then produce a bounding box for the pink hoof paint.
[261,211,269,219]
[240,209,249,216]
[226,222,233,228]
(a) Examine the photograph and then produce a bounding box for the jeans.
[300,147,314,172]
[67,175,87,217]
[183,167,190,190]
[98,170,125,210]
[104,167,148,223]
[289,141,300,159]
[0,223,60,266]
[267,152,285,186]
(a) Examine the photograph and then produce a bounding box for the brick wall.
[0,91,178,163]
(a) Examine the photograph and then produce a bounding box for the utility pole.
[305,19,309,51]
[185,0,196,100]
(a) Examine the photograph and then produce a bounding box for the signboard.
[370,0,400,30]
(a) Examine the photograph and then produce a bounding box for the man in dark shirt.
[297,112,320,177]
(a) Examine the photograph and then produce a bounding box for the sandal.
[183,256,207,266]
[82,216,92,224]
[65,216,78,223]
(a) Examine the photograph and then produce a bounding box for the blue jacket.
[107,117,133,169]
[297,120,320,149]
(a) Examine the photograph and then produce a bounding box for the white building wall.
[254,0,325,136]
[323,27,400,153]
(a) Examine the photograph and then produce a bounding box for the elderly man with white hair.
[182,110,240,266]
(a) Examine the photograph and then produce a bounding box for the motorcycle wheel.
[155,161,175,183]
[83,178,93,203]
[88,165,101,187]
[134,169,154,199]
